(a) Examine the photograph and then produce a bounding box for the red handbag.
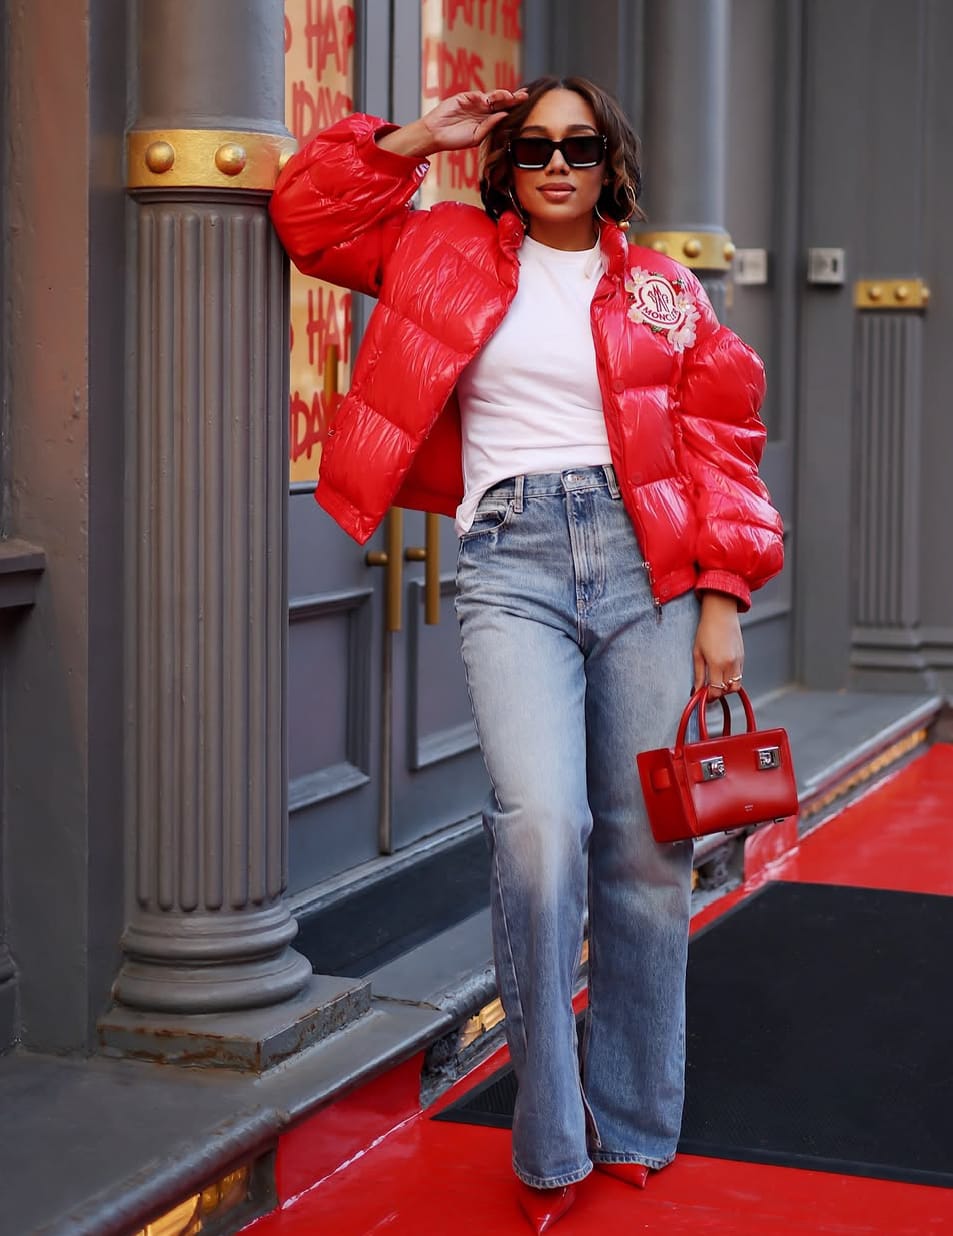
[636,686,798,843]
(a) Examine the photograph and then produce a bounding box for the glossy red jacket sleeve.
[675,273,784,611]
[268,113,430,297]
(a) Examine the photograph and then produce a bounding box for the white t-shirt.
[454,233,612,534]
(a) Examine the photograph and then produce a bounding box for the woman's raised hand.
[422,89,529,151]
[377,89,528,160]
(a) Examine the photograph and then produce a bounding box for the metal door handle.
[404,512,441,625]
[366,509,404,632]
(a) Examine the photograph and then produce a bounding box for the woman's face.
[511,88,605,248]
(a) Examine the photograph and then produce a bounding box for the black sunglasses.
[508,134,607,170]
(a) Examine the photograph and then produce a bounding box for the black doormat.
[434,881,953,1188]
[295,829,490,977]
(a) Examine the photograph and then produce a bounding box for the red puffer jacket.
[270,113,783,610]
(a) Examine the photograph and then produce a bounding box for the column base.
[98,973,371,1072]
[112,933,314,1015]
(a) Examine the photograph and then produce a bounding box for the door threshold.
[292,823,491,979]
[287,814,483,920]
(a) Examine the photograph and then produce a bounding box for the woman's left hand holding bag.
[692,592,744,699]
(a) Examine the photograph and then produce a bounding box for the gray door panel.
[391,509,488,851]
[287,495,488,888]
[287,494,384,893]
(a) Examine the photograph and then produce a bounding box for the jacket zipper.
[641,559,663,622]
[589,301,664,624]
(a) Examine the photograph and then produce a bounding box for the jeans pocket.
[458,500,513,544]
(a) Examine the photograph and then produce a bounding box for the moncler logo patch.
[624,268,700,352]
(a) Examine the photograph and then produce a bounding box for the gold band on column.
[127,129,298,191]
[631,229,736,271]
[854,278,930,311]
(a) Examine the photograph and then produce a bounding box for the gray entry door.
[288,492,488,897]
[288,492,382,892]
[391,509,487,853]
[283,0,489,899]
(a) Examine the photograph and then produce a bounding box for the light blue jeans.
[455,465,698,1189]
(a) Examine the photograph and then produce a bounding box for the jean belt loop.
[513,474,525,514]
[604,462,621,499]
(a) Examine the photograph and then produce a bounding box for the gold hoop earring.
[508,186,529,224]
[619,184,639,231]
[595,201,629,231]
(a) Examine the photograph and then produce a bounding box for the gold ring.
[711,682,727,690]
[728,674,743,683]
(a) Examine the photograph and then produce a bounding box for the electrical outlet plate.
[733,248,769,286]
[807,247,846,285]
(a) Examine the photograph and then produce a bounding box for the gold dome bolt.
[215,143,247,176]
[144,140,175,174]
[894,283,910,302]
[723,241,736,262]
[867,284,883,302]
[683,237,702,259]
[922,284,931,305]
[277,146,296,173]
[651,239,669,254]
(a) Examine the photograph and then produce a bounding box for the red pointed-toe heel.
[594,1161,650,1189]
[516,1181,578,1233]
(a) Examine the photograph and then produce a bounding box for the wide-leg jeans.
[455,465,698,1189]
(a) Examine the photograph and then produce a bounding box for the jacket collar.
[497,210,630,279]
[597,216,631,279]
[497,209,525,255]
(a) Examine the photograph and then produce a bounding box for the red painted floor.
[244,743,953,1236]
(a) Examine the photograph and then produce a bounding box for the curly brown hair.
[479,76,646,226]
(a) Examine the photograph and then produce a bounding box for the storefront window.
[420,0,522,209]
[283,0,356,484]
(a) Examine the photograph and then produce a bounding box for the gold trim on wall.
[631,229,736,271]
[127,129,298,191]
[854,278,930,310]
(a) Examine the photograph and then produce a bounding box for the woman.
[270,77,783,1233]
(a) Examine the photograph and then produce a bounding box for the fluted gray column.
[849,308,925,686]
[636,0,734,314]
[113,201,311,1013]
[102,0,369,1061]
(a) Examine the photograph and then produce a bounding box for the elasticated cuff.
[695,569,751,612]
[363,123,431,180]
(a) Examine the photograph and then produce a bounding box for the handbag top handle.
[675,686,758,751]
